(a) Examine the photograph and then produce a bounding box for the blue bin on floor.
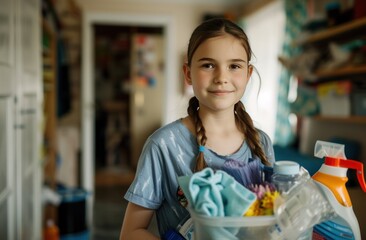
[60,230,90,240]
[57,187,90,240]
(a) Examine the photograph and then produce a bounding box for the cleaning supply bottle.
[271,161,304,194]
[312,140,366,240]
[271,161,313,240]
[43,219,60,240]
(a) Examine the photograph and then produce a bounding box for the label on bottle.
[314,220,354,240]
[178,217,194,240]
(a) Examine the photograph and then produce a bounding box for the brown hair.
[186,18,270,172]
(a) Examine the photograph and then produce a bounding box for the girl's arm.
[119,202,159,240]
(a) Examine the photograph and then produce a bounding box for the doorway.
[82,12,175,232]
[93,24,164,183]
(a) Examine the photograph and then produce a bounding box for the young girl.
[120,18,275,240]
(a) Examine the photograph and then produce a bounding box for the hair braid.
[234,101,270,166]
[187,97,208,172]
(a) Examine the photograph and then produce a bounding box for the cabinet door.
[0,0,16,239]
[0,0,15,96]
[19,94,40,240]
[19,0,41,94]
[0,0,42,239]
[16,0,42,239]
[0,98,16,240]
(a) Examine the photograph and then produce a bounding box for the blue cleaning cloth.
[178,168,257,239]
[178,168,256,217]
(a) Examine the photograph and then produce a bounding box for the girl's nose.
[214,67,228,84]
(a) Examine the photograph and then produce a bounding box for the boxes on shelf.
[351,80,366,116]
[317,81,352,117]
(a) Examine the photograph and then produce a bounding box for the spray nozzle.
[324,157,366,192]
[314,140,346,159]
[314,140,366,192]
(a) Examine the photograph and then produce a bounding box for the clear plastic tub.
[189,209,276,240]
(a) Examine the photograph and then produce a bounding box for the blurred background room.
[1,0,366,239]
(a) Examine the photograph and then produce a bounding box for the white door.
[0,0,42,239]
[130,34,164,167]
[0,0,17,239]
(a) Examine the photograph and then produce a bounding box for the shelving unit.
[300,17,366,81]
[314,65,366,80]
[42,17,59,225]
[276,9,366,238]
[312,115,366,124]
[42,19,57,189]
[295,16,366,122]
[41,0,84,236]
[298,17,366,46]
[283,14,366,174]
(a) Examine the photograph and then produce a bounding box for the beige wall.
[76,0,243,121]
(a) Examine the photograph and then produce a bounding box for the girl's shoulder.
[257,129,273,146]
[256,129,275,164]
[148,119,191,142]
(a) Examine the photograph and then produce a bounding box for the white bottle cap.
[274,161,300,175]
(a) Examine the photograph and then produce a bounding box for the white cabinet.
[0,0,42,239]
[0,97,16,240]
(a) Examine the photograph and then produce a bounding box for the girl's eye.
[229,64,242,70]
[201,63,214,69]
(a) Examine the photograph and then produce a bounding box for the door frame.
[81,11,175,227]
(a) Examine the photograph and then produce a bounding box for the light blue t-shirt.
[124,119,275,237]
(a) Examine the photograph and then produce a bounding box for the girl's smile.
[207,89,235,96]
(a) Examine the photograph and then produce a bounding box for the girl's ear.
[183,63,192,85]
[247,64,253,79]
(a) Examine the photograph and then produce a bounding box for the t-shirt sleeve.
[259,130,276,165]
[124,138,164,209]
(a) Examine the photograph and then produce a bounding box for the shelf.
[296,17,366,83]
[102,101,128,112]
[311,116,366,124]
[43,57,54,66]
[297,17,366,45]
[314,65,366,80]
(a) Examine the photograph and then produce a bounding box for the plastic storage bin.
[189,210,276,240]
[57,187,89,240]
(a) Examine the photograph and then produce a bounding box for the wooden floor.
[92,166,159,240]
[92,166,133,240]
[92,184,128,240]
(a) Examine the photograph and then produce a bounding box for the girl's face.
[184,34,253,114]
